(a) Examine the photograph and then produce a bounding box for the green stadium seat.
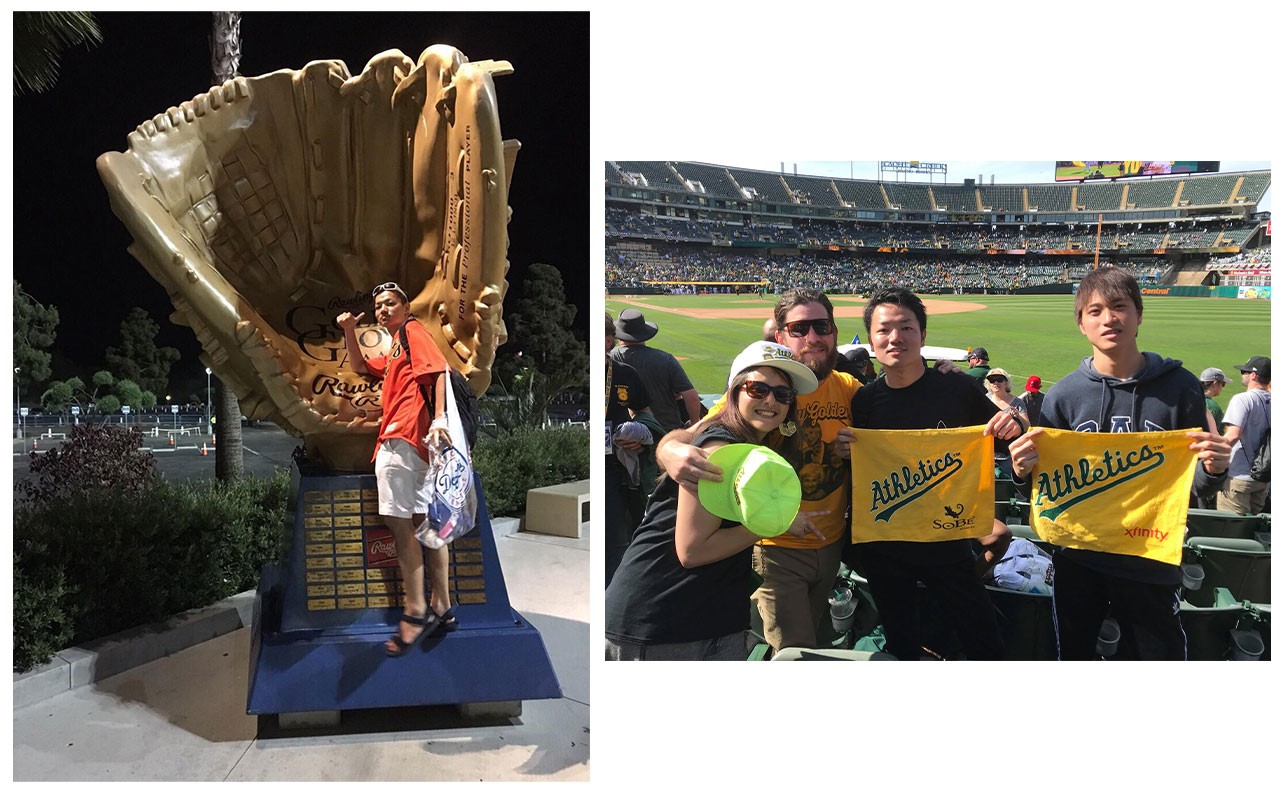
[1184,508,1269,542]
[1182,537,1270,608]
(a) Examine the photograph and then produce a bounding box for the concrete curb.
[13,590,256,710]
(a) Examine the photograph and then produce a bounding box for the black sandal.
[423,605,459,637]
[385,613,428,657]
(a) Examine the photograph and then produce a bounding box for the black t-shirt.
[606,358,650,426]
[851,367,1002,564]
[604,425,755,645]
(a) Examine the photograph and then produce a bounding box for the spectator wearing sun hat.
[605,341,818,660]
[611,308,703,435]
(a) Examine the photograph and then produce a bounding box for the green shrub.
[12,470,291,672]
[472,425,589,516]
[12,542,75,673]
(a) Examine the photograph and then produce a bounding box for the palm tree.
[210,11,245,480]
[13,11,101,95]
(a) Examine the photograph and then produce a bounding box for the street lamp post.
[205,367,212,435]
[14,367,20,439]
[167,395,174,429]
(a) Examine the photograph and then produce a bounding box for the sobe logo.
[933,502,976,531]
[1033,443,1165,522]
[870,451,963,523]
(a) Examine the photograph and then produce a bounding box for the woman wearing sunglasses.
[983,368,1028,478]
[605,341,819,660]
[337,282,455,657]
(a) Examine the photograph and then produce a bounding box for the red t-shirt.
[365,319,447,462]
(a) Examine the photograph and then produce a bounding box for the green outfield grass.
[606,294,1272,404]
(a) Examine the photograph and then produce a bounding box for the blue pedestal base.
[246,472,561,716]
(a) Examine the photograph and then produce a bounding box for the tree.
[13,11,101,95]
[104,307,180,396]
[491,264,588,427]
[140,391,157,409]
[40,380,74,413]
[97,395,121,414]
[113,379,143,410]
[495,263,587,389]
[14,281,59,401]
[210,11,244,480]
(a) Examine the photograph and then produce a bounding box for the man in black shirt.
[850,287,1024,660]
[606,312,653,585]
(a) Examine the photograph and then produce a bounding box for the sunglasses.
[782,319,834,338]
[738,380,797,404]
[371,282,404,298]
[987,376,1007,384]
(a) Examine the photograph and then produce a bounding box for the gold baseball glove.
[97,46,518,471]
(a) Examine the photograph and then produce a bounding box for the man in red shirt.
[338,282,454,656]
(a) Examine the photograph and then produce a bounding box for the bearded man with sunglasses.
[658,288,859,651]
[337,282,455,657]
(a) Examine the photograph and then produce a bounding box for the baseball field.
[605,293,1272,403]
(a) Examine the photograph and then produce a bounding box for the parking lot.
[13,417,303,487]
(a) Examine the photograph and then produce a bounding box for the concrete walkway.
[12,526,590,782]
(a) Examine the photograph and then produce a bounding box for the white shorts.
[374,438,431,519]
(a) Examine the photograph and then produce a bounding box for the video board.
[1055,161,1220,181]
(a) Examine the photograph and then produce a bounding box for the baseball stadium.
[604,160,1271,662]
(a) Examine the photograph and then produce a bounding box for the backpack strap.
[398,318,435,413]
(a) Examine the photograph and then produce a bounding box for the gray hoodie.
[1028,352,1226,584]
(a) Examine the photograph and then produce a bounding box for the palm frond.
[13,11,102,95]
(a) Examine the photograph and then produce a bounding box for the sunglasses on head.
[371,282,404,298]
[738,380,797,404]
[782,319,834,338]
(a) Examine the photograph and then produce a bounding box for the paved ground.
[12,527,590,781]
[14,421,301,487]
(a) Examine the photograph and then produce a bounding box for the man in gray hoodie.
[1007,267,1231,660]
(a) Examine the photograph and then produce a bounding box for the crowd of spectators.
[605,241,1171,295]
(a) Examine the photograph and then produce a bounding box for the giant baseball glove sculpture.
[97,46,518,471]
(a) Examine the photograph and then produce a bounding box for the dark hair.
[863,286,927,334]
[604,311,615,336]
[773,288,834,330]
[1075,267,1143,324]
[708,366,802,468]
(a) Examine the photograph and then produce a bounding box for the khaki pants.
[1217,477,1269,515]
[751,542,844,652]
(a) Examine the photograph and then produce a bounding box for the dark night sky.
[13,11,590,398]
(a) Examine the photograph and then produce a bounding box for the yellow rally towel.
[1028,429,1196,565]
[851,427,994,543]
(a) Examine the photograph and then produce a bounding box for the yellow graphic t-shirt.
[850,426,995,543]
[709,371,858,549]
[1028,428,1196,565]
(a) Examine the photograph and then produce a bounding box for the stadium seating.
[833,179,888,209]
[978,185,1025,213]
[781,173,847,208]
[1026,184,1073,212]
[881,182,934,212]
[726,166,794,205]
[669,161,744,200]
[931,184,979,212]
[1125,178,1181,209]
[1181,536,1270,608]
[1178,173,1238,206]
[1185,509,1269,542]
[613,160,684,190]
[1235,172,1272,203]
[1076,182,1124,211]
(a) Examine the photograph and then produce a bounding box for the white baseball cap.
[728,342,819,394]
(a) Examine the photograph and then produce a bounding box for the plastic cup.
[1096,618,1121,657]
[828,588,855,633]
[1181,563,1205,591]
